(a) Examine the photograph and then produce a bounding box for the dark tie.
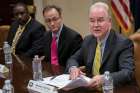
[51,35,60,75]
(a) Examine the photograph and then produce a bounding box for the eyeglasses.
[45,17,60,23]
[89,17,109,25]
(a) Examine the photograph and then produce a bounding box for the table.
[0,52,140,93]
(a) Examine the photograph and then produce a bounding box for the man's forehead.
[14,6,26,11]
[90,7,108,17]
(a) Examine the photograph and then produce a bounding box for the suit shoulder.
[11,20,18,25]
[115,32,131,42]
[113,31,133,46]
[30,19,45,28]
[10,21,18,28]
[63,25,82,38]
[44,31,51,37]
[84,35,95,41]
[81,35,95,46]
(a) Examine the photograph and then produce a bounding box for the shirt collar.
[52,24,63,38]
[98,30,110,46]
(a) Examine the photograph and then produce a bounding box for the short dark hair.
[13,2,28,13]
[43,5,62,16]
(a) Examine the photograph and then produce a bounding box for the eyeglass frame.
[44,16,61,23]
[89,17,110,25]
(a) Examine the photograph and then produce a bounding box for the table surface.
[0,52,140,93]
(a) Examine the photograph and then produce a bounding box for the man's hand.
[88,75,104,88]
[69,67,85,80]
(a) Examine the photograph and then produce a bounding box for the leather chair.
[0,25,10,64]
[0,25,10,48]
[129,32,140,88]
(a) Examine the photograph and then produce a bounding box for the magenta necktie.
[51,35,60,75]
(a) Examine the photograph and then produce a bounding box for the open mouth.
[94,29,101,32]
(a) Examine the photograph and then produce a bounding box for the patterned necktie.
[93,42,101,75]
[51,35,60,75]
[11,25,25,54]
[11,17,31,54]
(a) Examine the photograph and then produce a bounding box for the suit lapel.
[44,32,52,62]
[58,26,66,54]
[48,32,52,54]
[87,37,97,73]
[16,20,32,46]
[101,30,115,66]
[17,29,26,44]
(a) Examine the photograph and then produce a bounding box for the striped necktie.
[93,42,101,75]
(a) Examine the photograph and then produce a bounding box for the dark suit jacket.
[43,25,83,67]
[66,30,136,87]
[7,18,46,57]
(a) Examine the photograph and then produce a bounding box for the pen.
[50,75,57,80]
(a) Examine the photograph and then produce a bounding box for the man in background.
[7,2,46,57]
[42,5,83,74]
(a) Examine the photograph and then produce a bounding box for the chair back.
[129,32,140,88]
[0,25,10,48]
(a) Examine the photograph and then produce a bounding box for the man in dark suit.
[66,2,136,89]
[42,5,83,74]
[7,3,46,57]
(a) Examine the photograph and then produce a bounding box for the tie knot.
[53,34,57,40]
[97,42,101,47]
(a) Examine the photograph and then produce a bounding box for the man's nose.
[50,21,55,26]
[94,21,99,26]
[17,14,22,19]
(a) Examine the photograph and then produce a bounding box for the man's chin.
[18,21,25,25]
[52,29,59,33]
[93,33,101,37]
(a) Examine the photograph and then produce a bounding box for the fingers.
[88,75,104,88]
[69,67,81,80]
[88,79,97,88]
[80,71,86,76]
[40,56,45,61]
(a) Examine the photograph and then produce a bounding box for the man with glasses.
[66,2,137,91]
[7,2,46,57]
[42,5,83,75]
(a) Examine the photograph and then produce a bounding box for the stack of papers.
[0,64,9,78]
[43,74,91,90]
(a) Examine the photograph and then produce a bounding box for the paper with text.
[43,74,91,90]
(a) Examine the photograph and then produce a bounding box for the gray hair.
[90,2,111,18]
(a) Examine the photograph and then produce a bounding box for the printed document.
[43,74,91,90]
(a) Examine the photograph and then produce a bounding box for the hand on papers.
[69,67,85,80]
[69,67,104,89]
[43,74,91,90]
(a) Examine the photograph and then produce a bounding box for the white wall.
[34,0,45,25]
[42,0,93,37]
[34,0,119,37]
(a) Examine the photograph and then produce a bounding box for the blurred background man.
[7,2,46,57]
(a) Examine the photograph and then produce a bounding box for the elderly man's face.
[13,5,29,25]
[89,7,111,40]
[43,8,62,33]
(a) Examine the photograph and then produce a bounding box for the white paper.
[0,64,9,73]
[0,64,9,78]
[0,89,2,93]
[43,74,91,90]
